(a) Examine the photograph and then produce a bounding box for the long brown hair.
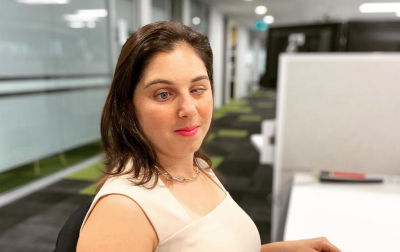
[99,21,213,190]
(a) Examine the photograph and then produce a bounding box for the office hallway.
[0,90,276,252]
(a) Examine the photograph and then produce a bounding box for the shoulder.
[77,194,158,252]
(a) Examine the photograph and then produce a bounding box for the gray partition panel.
[272,54,400,241]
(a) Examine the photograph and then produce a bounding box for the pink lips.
[174,126,199,137]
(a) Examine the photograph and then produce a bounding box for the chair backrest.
[54,202,92,252]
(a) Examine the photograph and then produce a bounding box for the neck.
[157,153,197,178]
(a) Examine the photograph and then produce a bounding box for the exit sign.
[254,21,268,31]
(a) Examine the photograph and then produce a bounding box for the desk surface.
[284,172,400,252]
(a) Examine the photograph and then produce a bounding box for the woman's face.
[133,44,213,158]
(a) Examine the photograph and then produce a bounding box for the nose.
[178,93,197,118]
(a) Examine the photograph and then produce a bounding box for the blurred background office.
[1,0,400,251]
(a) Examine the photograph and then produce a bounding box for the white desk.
[284,172,400,252]
[250,119,275,165]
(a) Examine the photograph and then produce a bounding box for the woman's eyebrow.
[144,75,209,89]
[191,75,209,83]
[144,79,173,89]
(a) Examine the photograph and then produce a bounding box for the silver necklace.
[155,165,200,183]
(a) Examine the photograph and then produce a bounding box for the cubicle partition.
[272,53,400,241]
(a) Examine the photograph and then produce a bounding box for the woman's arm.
[77,194,158,252]
[261,237,342,252]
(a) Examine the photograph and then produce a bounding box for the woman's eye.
[156,92,170,100]
[191,89,205,95]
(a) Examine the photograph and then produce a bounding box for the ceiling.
[200,0,400,30]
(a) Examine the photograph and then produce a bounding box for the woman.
[77,21,341,252]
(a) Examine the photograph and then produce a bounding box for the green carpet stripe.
[212,111,226,120]
[238,115,262,122]
[210,156,224,169]
[257,102,275,109]
[217,129,248,138]
[79,183,97,195]
[0,141,104,192]
[266,91,277,99]
[66,162,104,181]
[219,106,252,113]
[205,132,217,143]
[251,90,277,99]
[228,99,248,106]
[251,91,267,98]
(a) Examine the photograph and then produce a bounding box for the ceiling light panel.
[359,3,400,13]
[255,6,267,15]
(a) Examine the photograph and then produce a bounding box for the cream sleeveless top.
[80,168,261,252]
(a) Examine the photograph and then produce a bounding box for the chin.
[175,143,203,156]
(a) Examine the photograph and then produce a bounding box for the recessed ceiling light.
[255,6,267,15]
[359,3,400,13]
[192,17,201,25]
[263,15,274,24]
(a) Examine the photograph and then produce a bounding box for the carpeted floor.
[0,90,276,252]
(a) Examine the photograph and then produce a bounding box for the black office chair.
[54,202,92,252]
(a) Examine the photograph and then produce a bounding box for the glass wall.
[113,0,138,66]
[190,0,209,35]
[152,0,171,22]
[0,0,112,192]
[171,0,183,23]
[0,0,111,78]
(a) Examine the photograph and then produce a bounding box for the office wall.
[138,0,151,26]
[223,18,234,105]
[251,33,265,91]
[209,6,224,109]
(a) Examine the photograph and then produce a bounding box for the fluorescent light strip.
[76,9,108,17]
[359,2,400,13]
[63,9,108,22]
[17,0,69,4]
[64,14,99,22]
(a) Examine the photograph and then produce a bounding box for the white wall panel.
[234,26,250,99]
[209,7,224,109]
